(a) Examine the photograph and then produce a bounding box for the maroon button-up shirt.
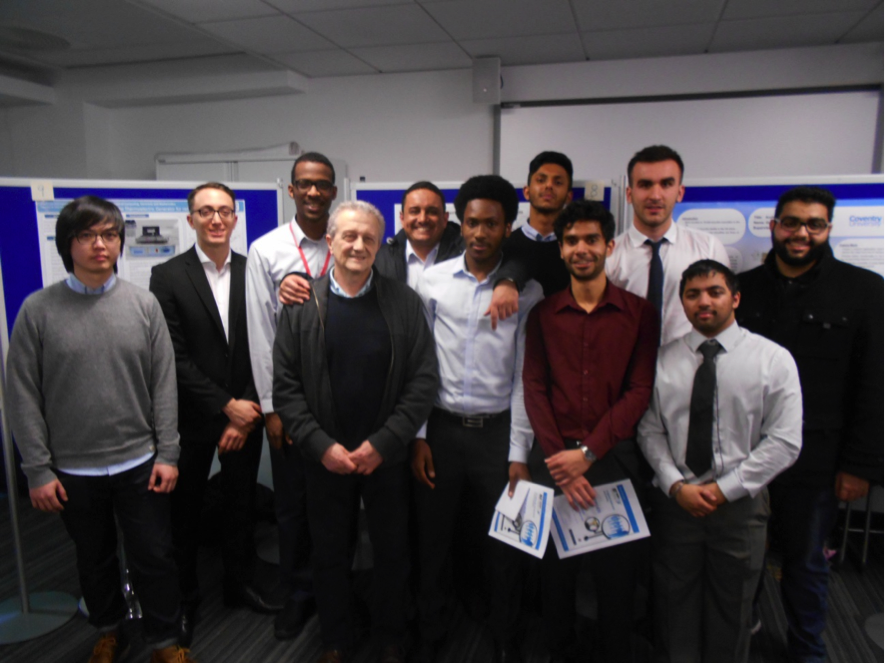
[524,281,659,460]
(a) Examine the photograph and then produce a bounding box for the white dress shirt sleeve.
[509,282,544,463]
[637,359,687,497]
[246,244,279,413]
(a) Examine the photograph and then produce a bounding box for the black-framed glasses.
[293,179,334,194]
[774,216,831,234]
[75,229,121,245]
[193,206,235,221]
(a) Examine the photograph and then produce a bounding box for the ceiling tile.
[199,15,334,53]
[132,0,278,23]
[839,4,885,43]
[36,40,236,67]
[266,0,413,13]
[295,4,449,47]
[580,23,716,60]
[351,41,471,72]
[722,0,880,20]
[461,33,586,66]
[710,13,870,52]
[570,0,725,31]
[272,49,377,76]
[422,0,576,40]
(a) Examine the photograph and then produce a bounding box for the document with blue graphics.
[550,479,650,559]
[489,480,554,559]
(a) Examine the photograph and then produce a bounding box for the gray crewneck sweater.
[8,279,180,488]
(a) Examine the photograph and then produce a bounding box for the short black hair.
[187,182,236,213]
[627,145,684,185]
[454,175,519,225]
[55,195,125,274]
[527,151,573,189]
[401,181,446,210]
[554,200,615,243]
[291,151,335,185]
[774,186,836,222]
[679,259,739,297]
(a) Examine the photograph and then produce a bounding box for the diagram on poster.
[35,198,249,289]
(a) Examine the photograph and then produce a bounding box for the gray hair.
[327,200,386,239]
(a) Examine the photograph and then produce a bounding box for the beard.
[771,231,829,267]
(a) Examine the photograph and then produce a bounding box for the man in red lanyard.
[245,151,338,640]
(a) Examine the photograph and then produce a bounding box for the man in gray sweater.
[7,196,191,663]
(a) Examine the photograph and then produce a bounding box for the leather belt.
[434,407,509,428]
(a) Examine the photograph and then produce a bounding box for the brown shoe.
[150,644,194,662]
[317,649,345,663]
[88,630,130,663]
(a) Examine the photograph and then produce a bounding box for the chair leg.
[861,492,873,568]
[837,502,852,567]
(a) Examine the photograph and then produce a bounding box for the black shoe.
[223,582,285,613]
[493,639,524,663]
[178,606,198,649]
[274,595,317,640]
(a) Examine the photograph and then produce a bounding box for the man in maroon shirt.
[518,200,658,662]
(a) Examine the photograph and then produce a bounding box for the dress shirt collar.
[521,223,558,243]
[687,319,742,354]
[551,278,627,315]
[66,272,116,295]
[290,216,326,247]
[194,243,231,271]
[329,267,374,298]
[625,219,678,248]
[405,239,439,267]
[453,253,503,284]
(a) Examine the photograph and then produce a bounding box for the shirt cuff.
[508,442,530,464]
[657,467,686,498]
[415,422,428,440]
[717,470,750,503]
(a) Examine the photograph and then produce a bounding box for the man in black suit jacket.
[150,182,280,646]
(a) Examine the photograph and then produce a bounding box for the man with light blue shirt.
[637,259,802,663]
[412,175,543,662]
[8,196,191,662]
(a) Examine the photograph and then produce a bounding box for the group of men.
[7,144,881,664]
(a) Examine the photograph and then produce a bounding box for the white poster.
[35,198,249,290]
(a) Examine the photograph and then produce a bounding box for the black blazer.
[150,245,260,441]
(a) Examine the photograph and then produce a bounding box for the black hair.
[627,145,684,185]
[679,259,740,297]
[774,186,836,222]
[187,182,236,213]
[55,195,125,274]
[554,200,616,243]
[527,151,573,189]
[291,151,336,185]
[454,175,519,224]
[401,181,446,209]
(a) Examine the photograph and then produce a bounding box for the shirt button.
[583,370,588,375]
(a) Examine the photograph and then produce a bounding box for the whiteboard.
[500,89,881,184]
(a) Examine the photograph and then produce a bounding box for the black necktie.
[645,239,665,323]
[686,339,721,478]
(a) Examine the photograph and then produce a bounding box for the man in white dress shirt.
[412,175,543,662]
[637,259,803,662]
[606,145,730,344]
[245,152,337,638]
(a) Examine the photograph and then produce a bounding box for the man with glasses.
[151,183,278,647]
[246,152,339,639]
[736,186,883,662]
[8,196,192,662]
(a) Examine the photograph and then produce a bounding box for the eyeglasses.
[76,230,121,245]
[292,179,334,194]
[192,206,235,221]
[774,216,831,234]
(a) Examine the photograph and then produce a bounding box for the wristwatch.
[578,445,597,463]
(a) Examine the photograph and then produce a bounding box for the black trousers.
[171,426,263,602]
[270,442,313,596]
[415,409,521,643]
[529,439,646,662]
[57,459,180,646]
[304,458,410,650]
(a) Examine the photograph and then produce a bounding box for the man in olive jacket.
[272,200,438,661]
[736,186,883,663]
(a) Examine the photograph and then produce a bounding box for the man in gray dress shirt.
[637,259,803,662]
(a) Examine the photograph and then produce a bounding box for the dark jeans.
[270,442,312,596]
[304,459,410,650]
[768,481,838,663]
[415,409,521,643]
[57,459,180,646]
[171,426,263,602]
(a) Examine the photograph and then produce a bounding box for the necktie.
[645,239,665,324]
[685,339,721,478]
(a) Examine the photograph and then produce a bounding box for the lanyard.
[290,222,330,278]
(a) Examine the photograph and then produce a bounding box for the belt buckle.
[462,416,484,428]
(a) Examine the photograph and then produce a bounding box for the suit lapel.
[184,247,227,341]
